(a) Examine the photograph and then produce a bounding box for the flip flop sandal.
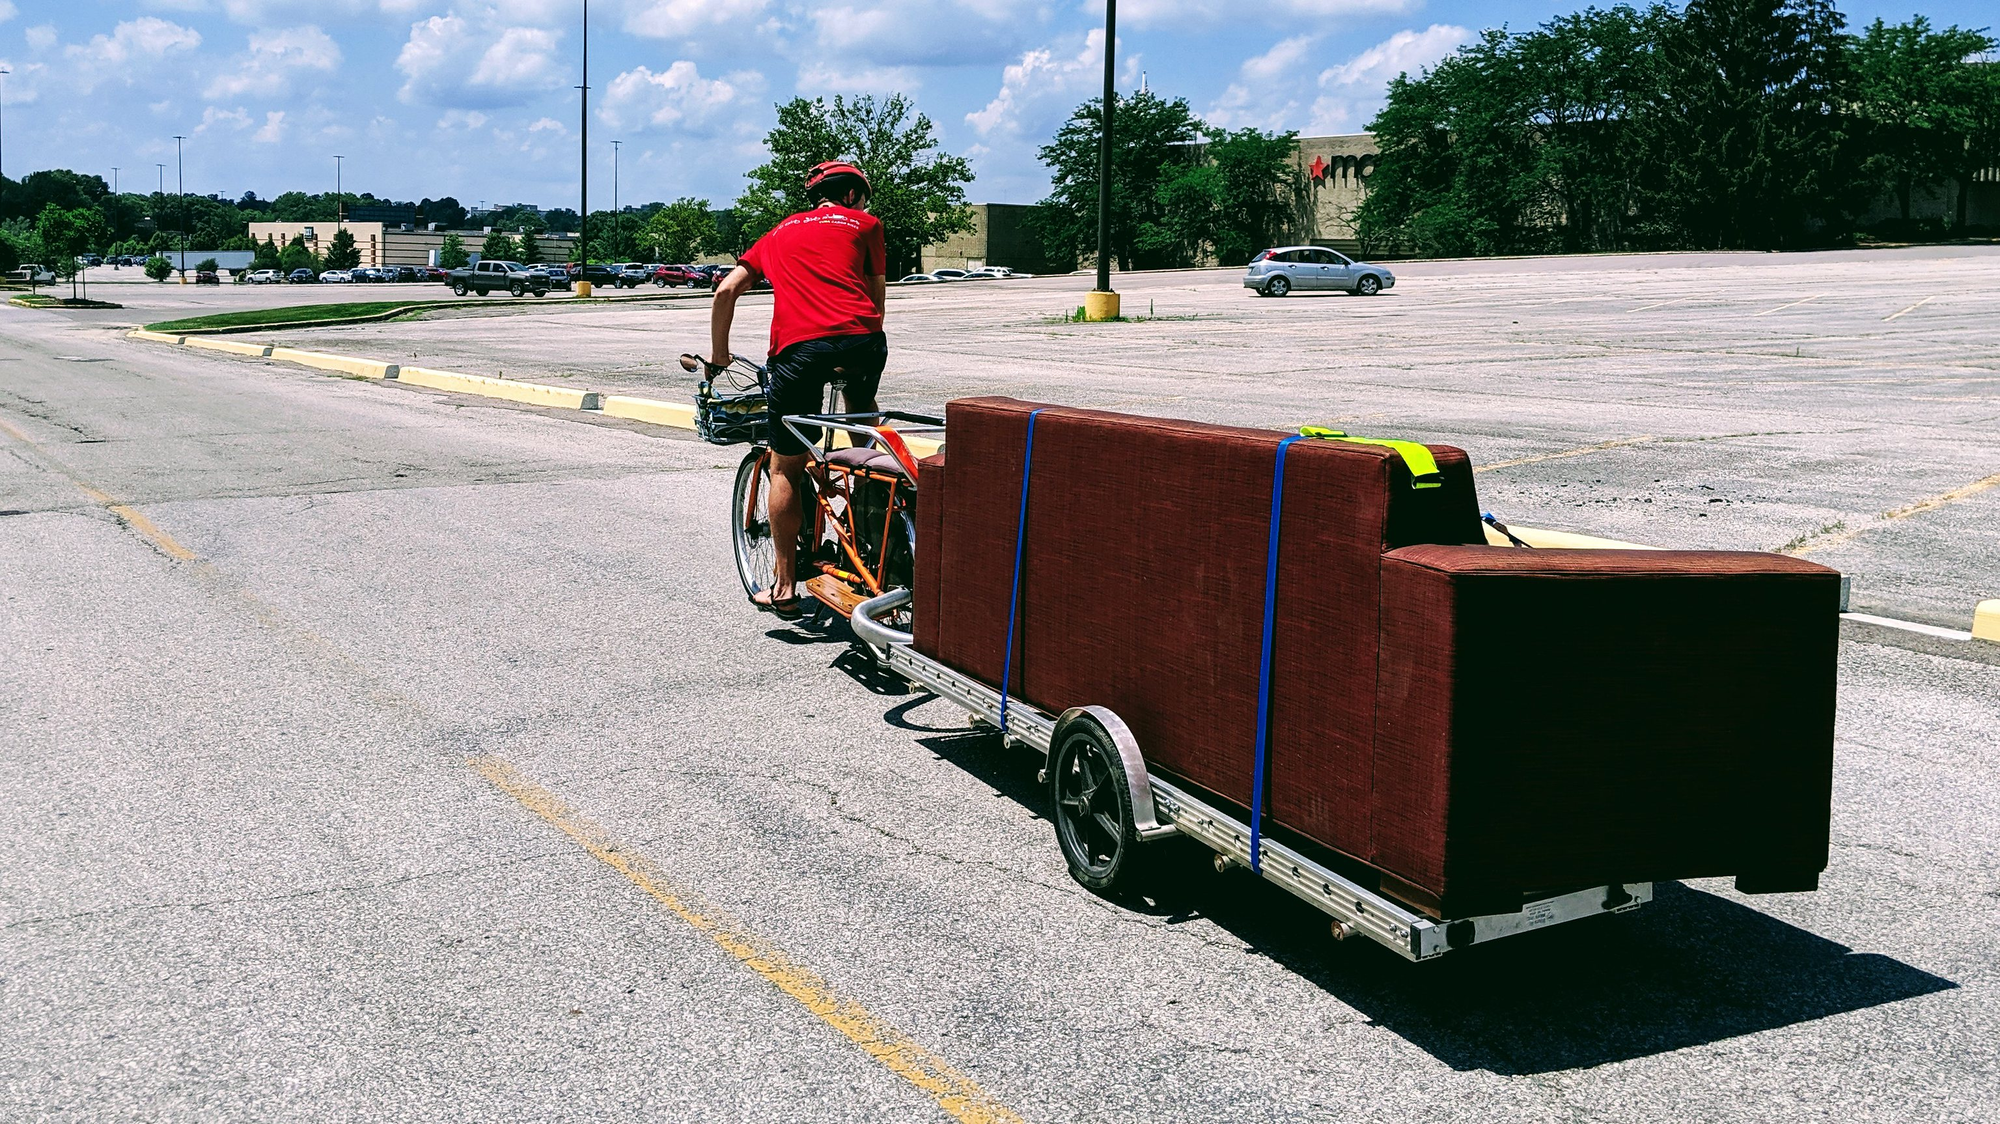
[752,589,806,619]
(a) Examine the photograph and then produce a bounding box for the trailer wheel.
[1050,712,1144,892]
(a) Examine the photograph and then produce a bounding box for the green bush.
[144,256,173,281]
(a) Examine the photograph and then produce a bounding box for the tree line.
[1357,3,2000,256]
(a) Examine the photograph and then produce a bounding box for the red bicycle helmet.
[804,160,871,203]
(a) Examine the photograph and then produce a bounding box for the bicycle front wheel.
[732,449,777,599]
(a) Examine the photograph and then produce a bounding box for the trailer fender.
[1053,706,1176,841]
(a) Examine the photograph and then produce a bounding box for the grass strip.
[146,300,447,333]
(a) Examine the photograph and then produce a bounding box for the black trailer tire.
[1050,712,1146,893]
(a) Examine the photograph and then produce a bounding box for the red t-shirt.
[739,205,887,357]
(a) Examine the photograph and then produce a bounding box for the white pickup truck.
[6,264,56,284]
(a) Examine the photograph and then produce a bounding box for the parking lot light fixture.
[0,68,10,220]
[335,155,344,229]
[575,0,592,296]
[1086,0,1120,321]
[174,135,188,282]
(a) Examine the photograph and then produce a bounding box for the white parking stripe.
[1755,293,1826,316]
[1626,296,1694,314]
[1884,295,1935,322]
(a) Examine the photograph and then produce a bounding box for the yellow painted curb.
[1974,600,2000,643]
[397,366,591,410]
[1083,290,1122,321]
[128,329,185,344]
[1482,525,1662,550]
[185,337,273,358]
[601,394,697,428]
[268,348,397,380]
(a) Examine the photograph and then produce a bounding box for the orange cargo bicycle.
[683,352,942,628]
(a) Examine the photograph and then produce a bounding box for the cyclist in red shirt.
[709,160,888,617]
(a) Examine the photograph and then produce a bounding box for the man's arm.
[709,264,757,367]
[868,274,886,316]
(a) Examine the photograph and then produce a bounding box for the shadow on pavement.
[889,703,1957,1075]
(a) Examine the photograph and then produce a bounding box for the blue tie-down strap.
[999,408,1046,737]
[1250,434,1309,873]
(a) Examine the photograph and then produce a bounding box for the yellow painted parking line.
[470,756,1025,1124]
[1475,435,1657,473]
[0,417,199,562]
[1755,293,1826,317]
[1788,470,2000,556]
[1883,296,1934,322]
[1626,296,1693,314]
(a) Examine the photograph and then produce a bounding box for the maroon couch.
[914,397,1838,918]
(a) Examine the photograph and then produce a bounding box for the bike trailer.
[852,397,1840,961]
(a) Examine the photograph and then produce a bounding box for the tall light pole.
[112,167,119,194]
[173,135,187,280]
[575,0,592,295]
[334,154,344,229]
[0,68,10,222]
[156,163,165,196]
[1085,0,1119,321]
[611,138,621,258]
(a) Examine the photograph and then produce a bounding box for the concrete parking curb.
[397,366,595,410]
[186,337,274,358]
[267,348,399,380]
[1975,600,1999,643]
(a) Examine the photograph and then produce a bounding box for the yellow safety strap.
[1298,426,1442,489]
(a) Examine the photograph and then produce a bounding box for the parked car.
[7,264,56,283]
[652,264,705,288]
[567,262,624,288]
[930,268,968,281]
[897,273,940,283]
[245,269,282,285]
[287,268,319,283]
[319,270,352,283]
[527,265,571,291]
[194,270,220,285]
[417,266,449,281]
[449,259,550,296]
[1243,246,1394,297]
[611,262,651,288]
[383,265,422,283]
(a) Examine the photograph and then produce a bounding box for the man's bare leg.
[762,450,812,605]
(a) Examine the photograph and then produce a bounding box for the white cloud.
[396,14,566,106]
[65,17,202,66]
[966,29,1106,138]
[528,116,566,133]
[795,61,917,95]
[598,61,754,135]
[806,1,1037,67]
[197,105,252,133]
[623,0,769,40]
[1309,24,1471,133]
[1116,0,1413,29]
[205,25,342,99]
[1205,35,1317,130]
[0,2,18,25]
[253,110,289,142]
[25,24,56,51]
[437,108,489,129]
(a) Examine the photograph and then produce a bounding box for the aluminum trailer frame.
[852,588,1650,961]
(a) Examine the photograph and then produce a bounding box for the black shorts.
[764,332,887,456]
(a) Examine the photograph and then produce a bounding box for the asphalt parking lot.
[2,247,1996,1122]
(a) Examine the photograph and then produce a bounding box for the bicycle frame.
[738,397,943,607]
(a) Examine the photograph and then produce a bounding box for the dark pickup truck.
[448,259,550,297]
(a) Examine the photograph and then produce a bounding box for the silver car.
[1243,246,1394,298]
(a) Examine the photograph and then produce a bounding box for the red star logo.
[1309,155,1328,184]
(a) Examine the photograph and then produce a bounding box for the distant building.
[245,221,575,267]
[920,204,1053,274]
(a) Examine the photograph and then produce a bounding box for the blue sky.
[0,0,1989,210]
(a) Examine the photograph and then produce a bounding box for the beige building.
[245,222,577,267]
[1290,134,1379,253]
[919,203,1051,274]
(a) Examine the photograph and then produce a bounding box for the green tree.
[36,204,110,298]
[323,227,362,270]
[438,232,470,269]
[278,235,318,273]
[643,198,720,263]
[735,93,975,277]
[479,230,519,261]
[195,257,220,272]
[1143,126,1305,266]
[1034,90,1203,272]
[1657,0,1862,249]
[515,229,546,265]
[253,235,282,271]
[1852,18,1998,230]
[144,256,173,281]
